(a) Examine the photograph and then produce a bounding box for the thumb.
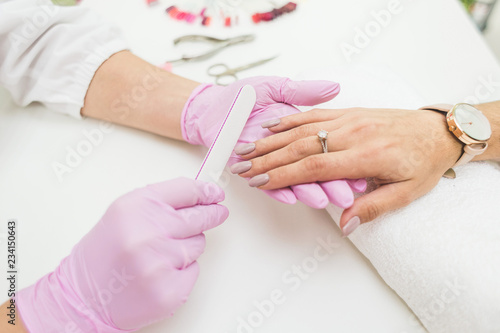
[339,182,414,237]
[279,79,340,106]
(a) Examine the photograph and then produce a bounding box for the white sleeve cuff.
[0,0,129,118]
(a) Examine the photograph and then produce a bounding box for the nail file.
[195,85,256,183]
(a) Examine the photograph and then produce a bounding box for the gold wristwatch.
[419,103,492,178]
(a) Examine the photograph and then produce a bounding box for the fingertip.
[200,181,226,204]
[219,204,230,222]
[291,184,329,209]
[341,215,361,238]
[283,80,341,106]
[313,80,341,102]
[205,204,230,230]
[261,118,281,129]
[335,195,354,209]
[264,188,297,205]
[320,181,355,209]
[347,178,368,193]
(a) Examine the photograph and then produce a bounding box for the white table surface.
[1,0,500,332]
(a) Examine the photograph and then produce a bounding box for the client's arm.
[232,101,500,235]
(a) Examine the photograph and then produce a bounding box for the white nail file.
[195,85,256,183]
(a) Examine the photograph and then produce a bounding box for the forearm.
[476,101,500,161]
[81,51,199,141]
[0,300,28,333]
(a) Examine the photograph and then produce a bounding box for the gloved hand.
[181,77,366,209]
[17,178,228,332]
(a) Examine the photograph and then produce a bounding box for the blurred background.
[461,0,500,58]
[57,0,500,61]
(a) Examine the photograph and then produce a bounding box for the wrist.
[181,83,214,144]
[421,109,463,170]
[473,102,500,161]
[17,259,127,333]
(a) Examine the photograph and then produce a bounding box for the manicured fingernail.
[261,118,281,128]
[249,174,269,187]
[230,161,252,174]
[342,216,360,238]
[234,143,256,155]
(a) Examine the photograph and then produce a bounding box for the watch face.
[452,104,492,141]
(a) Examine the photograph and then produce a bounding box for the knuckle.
[291,124,314,140]
[356,119,378,134]
[344,107,364,118]
[357,145,377,162]
[309,108,323,118]
[290,138,313,157]
[256,153,272,171]
[364,202,381,222]
[254,138,269,154]
[374,139,395,155]
[353,116,388,136]
[395,191,412,207]
[304,155,326,175]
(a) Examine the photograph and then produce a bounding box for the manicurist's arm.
[2,178,228,332]
[81,50,198,141]
[0,300,28,332]
[0,0,128,118]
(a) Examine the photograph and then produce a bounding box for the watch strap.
[454,143,488,167]
[419,103,487,171]
[419,104,454,113]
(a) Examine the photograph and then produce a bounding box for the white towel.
[298,66,500,333]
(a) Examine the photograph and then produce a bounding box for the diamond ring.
[317,130,328,154]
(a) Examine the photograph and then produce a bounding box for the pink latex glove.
[17,178,228,332]
[182,76,367,209]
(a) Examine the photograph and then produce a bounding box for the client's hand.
[17,178,228,332]
[182,77,366,209]
[236,108,462,236]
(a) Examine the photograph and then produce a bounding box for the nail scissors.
[207,56,277,85]
[166,34,256,65]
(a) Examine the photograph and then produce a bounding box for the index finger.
[240,120,340,160]
[253,151,374,190]
[264,108,353,133]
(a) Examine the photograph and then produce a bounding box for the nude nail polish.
[249,174,270,187]
[234,143,256,155]
[261,118,281,128]
[342,216,360,237]
[230,161,252,174]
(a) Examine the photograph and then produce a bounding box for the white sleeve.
[0,0,129,118]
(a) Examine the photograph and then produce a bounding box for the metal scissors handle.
[167,34,256,64]
[207,56,277,85]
